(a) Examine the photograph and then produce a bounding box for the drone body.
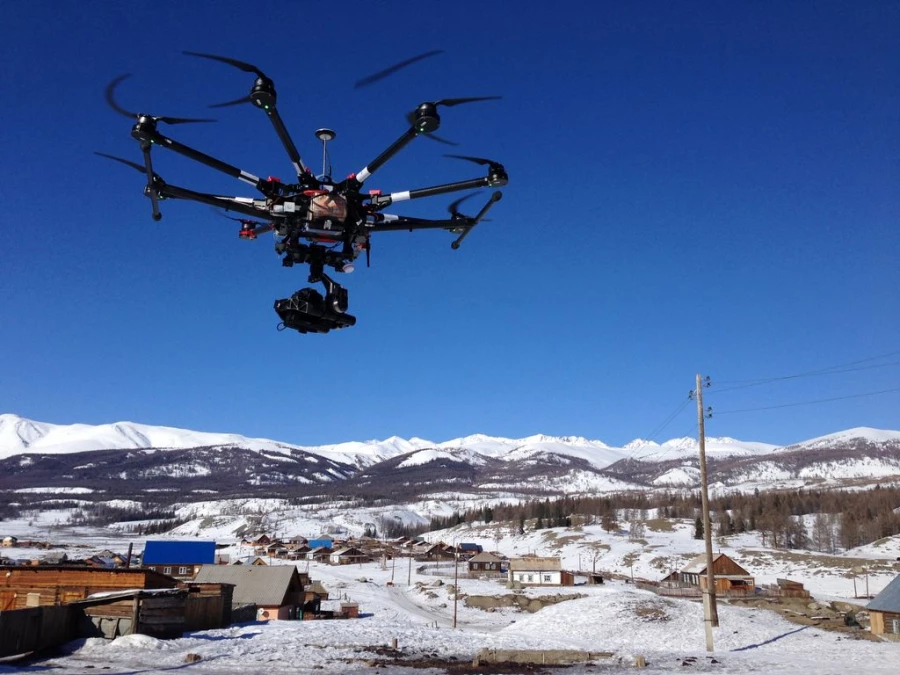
[99,52,507,334]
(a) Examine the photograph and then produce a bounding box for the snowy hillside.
[0,413,301,460]
[1,414,774,469]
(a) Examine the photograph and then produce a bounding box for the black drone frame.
[100,52,507,334]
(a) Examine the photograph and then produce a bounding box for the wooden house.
[418,542,455,561]
[142,540,216,579]
[867,575,900,637]
[669,553,755,593]
[467,551,506,577]
[306,546,331,562]
[329,546,370,565]
[508,557,573,586]
[0,565,178,610]
[193,565,314,621]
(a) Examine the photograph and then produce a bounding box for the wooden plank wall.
[0,605,78,658]
[184,595,225,632]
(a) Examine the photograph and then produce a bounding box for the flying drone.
[98,50,507,334]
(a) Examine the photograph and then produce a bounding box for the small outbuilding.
[867,575,900,637]
[193,565,313,621]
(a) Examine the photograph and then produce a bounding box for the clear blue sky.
[1,2,897,448]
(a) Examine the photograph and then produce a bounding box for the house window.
[163,566,172,575]
[488,563,494,570]
[178,566,189,575]
[892,618,900,635]
[543,575,552,582]
[527,574,534,582]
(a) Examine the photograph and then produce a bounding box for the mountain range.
[2,414,900,504]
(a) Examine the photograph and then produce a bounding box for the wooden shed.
[0,566,177,610]
[675,553,755,594]
[867,575,900,638]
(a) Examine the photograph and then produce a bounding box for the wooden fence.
[0,605,80,658]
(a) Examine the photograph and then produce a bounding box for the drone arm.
[133,124,278,196]
[451,191,502,249]
[371,158,507,208]
[137,142,162,221]
[375,175,501,209]
[155,182,278,221]
[367,215,461,232]
[352,126,420,186]
[262,107,310,181]
[369,191,502,249]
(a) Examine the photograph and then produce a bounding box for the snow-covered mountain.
[0,413,302,459]
[2,414,899,501]
[1,414,773,469]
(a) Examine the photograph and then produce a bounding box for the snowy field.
[6,557,900,675]
[3,508,900,674]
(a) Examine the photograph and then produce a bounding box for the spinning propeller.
[104,74,215,124]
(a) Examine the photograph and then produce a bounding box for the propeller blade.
[104,74,215,124]
[105,74,138,119]
[183,51,266,78]
[354,49,444,88]
[94,152,146,174]
[447,193,479,218]
[435,95,502,108]
[424,133,458,146]
[444,154,497,166]
[208,94,253,109]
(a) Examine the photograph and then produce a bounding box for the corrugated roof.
[681,552,726,574]
[867,574,900,613]
[142,541,216,565]
[468,551,503,563]
[193,565,299,606]
[509,557,561,572]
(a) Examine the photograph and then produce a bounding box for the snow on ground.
[13,557,900,675]
[3,510,900,673]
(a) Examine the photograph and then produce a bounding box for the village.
[3,526,900,665]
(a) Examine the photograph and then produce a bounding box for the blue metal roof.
[308,539,333,549]
[142,540,216,565]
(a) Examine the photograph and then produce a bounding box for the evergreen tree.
[694,516,703,540]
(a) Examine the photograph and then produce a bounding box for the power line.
[645,398,692,442]
[713,387,900,415]
[714,362,900,395]
[713,349,900,392]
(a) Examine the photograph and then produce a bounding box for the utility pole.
[694,373,718,651]
[453,545,459,629]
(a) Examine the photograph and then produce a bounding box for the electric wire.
[712,349,900,393]
[713,387,900,415]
